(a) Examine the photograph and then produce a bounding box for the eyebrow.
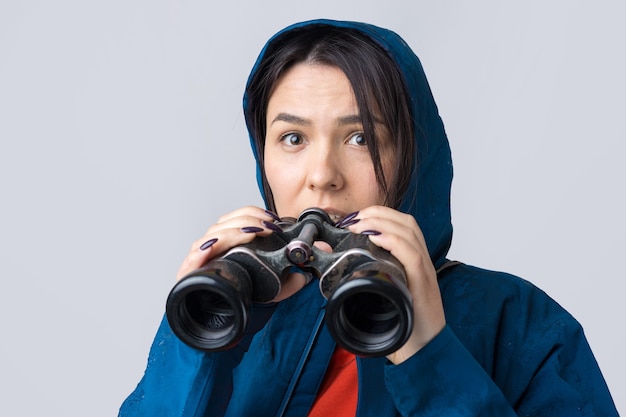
[337,115,362,126]
[271,113,310,126]
[270,112,364,127]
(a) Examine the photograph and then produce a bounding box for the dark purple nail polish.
[264,209,281,222]
[337,211,359,225]
[262,220,283,233]
[361,230,381,236]
[199,238,218,251]
[241,226,264,233]
[337,218,360,228]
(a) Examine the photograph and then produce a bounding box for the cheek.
[264,158,294,206]
[369,173,387,205]
[264,160,280,192]
[348,163,385,205]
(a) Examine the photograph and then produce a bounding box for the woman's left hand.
[343,205,446,365]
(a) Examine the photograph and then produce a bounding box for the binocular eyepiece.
[166,208,413,357]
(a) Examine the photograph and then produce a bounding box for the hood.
[243,19,453,268]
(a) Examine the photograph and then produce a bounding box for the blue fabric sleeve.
[119,303,277,417]
[383,323,619,416]
[384,326,516,416]
[118,316,239,417]
[513,318,619,416]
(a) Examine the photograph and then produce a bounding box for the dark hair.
[245,25,414,210]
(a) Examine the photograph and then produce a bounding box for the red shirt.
[308,346,358,416]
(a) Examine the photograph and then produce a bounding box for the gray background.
[1,0,624,415]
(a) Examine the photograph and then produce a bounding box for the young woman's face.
[264,63,396,221]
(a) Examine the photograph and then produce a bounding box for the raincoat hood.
[243,19,453,268]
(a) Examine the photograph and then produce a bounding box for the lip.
[319,207,347,223]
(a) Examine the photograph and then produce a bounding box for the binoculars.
[166,208,413,357]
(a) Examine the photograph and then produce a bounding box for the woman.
[119,20,618,416]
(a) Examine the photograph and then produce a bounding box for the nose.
[306,142,344,191]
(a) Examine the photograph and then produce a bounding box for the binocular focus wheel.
[166,273,250,352]
[324,271,413,357]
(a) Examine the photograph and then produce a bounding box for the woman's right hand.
[175,206,278,281]
[175,206,311,302]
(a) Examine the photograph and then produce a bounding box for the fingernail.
[361,230,381,236]
[337,211,359,226]
[264,209,281,222]
[241,226,264,233]
[337,218,360,228]
[199,238,218,251]
[262,220,283,233]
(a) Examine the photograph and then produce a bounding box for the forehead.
[267,63,358,117]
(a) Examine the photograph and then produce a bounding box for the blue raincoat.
[119,19,618,416]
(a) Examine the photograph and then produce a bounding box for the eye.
[280,132,305,146]
[347,132,367,146]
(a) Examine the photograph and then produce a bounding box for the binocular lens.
[166,264,252,352]
[325,270,413,357]
[342,292,399,336]
[185,290,235,331]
